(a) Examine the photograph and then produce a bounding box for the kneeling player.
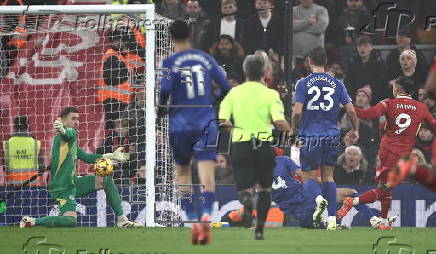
[20,107,142,228]
[272,150,391,229]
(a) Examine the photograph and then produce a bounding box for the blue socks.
[181,193,197,220]
[351,192,374,220]
[304,178,322,197]
[200,191,215,216]
[323,182,337,216]
[181,191,215,220]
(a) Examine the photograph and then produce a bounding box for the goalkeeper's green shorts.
[50,176,97,214]
[54,195,77,215]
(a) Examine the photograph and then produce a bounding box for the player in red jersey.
[389,57,436,191]
[427,56,436,167]
[337,76,435,230]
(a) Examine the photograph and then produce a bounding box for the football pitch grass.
[2,227,436,254]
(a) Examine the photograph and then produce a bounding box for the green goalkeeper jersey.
[49,127,101,198]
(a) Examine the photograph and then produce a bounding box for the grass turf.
[1,227,435,254]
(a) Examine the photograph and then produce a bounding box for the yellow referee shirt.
[219,81,286,142]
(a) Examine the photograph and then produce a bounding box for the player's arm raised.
[53,118,76,141]
[354,100,387,119]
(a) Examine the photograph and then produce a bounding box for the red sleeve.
[422,105,436,131]
[354,100,388,119]
[432,59,436,73]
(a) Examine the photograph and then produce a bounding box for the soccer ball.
[93,158,114,176]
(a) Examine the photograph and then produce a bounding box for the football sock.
[350,192,374,220]
[181,192,197,220]
[75,175,123,217]
[200,191,215,216]
[256,191,271,232]
[358,188,389,204]
[35,216,76,227]
[323,182,337,216]
[380,193,392,219]
[415,166,436,191]
[103,176,124,217]
[304,178,322,197]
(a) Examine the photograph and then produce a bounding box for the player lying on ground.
[158,20,232,244]
[337,76,435,230]
[20,107,142,228]
[270,151,395,229]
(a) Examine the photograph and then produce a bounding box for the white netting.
[0,7,179,227]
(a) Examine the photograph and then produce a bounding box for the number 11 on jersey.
[180,65,205,99]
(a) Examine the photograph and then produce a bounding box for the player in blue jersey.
[158,20,232,245]
[290,47,359,230]
[271,148,382,229]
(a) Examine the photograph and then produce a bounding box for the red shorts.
[375,147,402,183]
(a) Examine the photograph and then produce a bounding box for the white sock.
[117,215,127,222]
[352,197,359,206]
[315,195,323,203]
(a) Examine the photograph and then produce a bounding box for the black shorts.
[231,140,275,191]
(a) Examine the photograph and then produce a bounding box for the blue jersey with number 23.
[295,73,351,137]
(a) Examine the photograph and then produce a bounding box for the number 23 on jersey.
[307,86,335,111]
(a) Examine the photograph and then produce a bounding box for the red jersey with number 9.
[355,95,435,156]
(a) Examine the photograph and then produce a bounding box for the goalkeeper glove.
[103,147,130,162]
[53,118,66,135]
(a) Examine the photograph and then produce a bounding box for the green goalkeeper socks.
[104,176,124,216]
[76,175,124,217]
[35,216,76,227]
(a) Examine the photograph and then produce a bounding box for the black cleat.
[255,231,264,240]
[255,227,264,240]
[239,192,254,228]
[242,212,254,228]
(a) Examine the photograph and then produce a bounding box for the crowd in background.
[1,0,436,186]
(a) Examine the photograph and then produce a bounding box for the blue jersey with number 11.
[159,49,231,132]
[295,73,351,137]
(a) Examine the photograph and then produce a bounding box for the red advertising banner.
[0,16,110,181]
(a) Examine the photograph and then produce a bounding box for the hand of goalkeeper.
[53,118,66,135]
[103,147,130,162]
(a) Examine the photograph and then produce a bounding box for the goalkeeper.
[20,107,142,228]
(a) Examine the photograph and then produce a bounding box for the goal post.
[0,4,178,227]
[144,5,156,228]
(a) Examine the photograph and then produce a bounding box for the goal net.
[0,4,180,227]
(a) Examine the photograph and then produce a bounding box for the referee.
[219,55,291,240]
